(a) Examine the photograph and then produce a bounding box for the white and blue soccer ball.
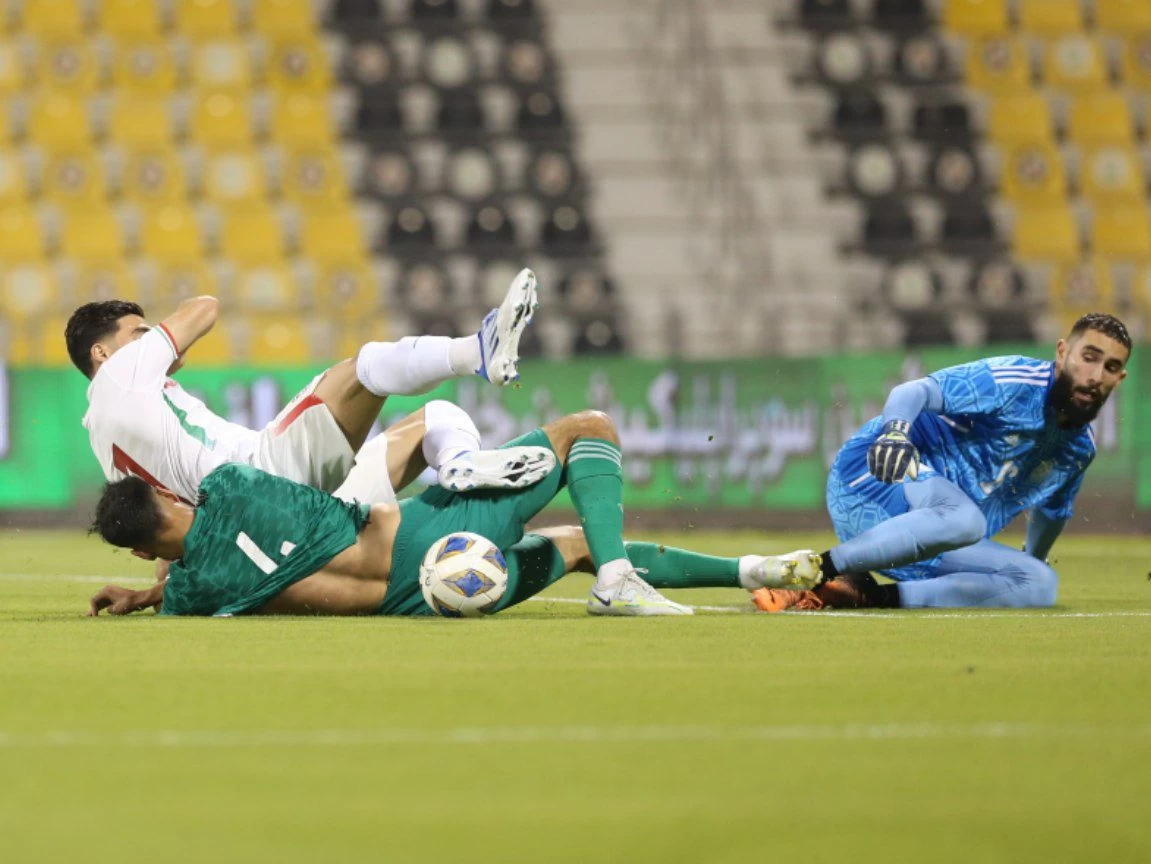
[420,532,509,617]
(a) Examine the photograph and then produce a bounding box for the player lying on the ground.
[88,411,823,618]
[754,312,1131,612]
[63,268,551,512]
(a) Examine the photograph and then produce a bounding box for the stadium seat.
[437,89,487,135]
[943,0,1009,37]
[36,41,100,94]
[1018,0,1082,35]
[356,90,406,136]
[1092,205,1151,260]
[35,315,74,365]
[517,91,568,134]
[0,208,47,259]
[912,100,973,143]
[892,34,951,86]
[366,148,417,198]
[872,0,930,33]
[527,148,575,200]
[19,0,86,38]
[386,205,437,249]
[0,263,57,321]
[345,38,398,90]
[151,261,219,307]
[251,0,315,38]
[280,150,347,207]
[73,262,141,304]
[847,144,902,199]
[42,151,108,207]
[271,94,335,147]
[333,0,382,22]
[0,151,29,205]
[235,266,298,311]
[573,317,623,357]
[1041,36,1107,92]
[968,259,1026,308]
[1096,0,1151,33]
[1080,147,1146,205]
[313,261,378,318]
[424,37,478,89]
[542,203,594,254]
[416,0,462,20]
[465,204,518,250]
[926,145,982,198]
[121,150,188,208]
[111,41,178,95]
[141,206,204,265]
[190,41,254,91]
[1067,93,1135,146]
[61,207,124,265]
[99,0,163,38]
[301,207,365,265]
[987,94,1054,145]
[203,152,268,210]
[27,94,92,152]
[1050,260,1115,329]
[1120,36,1151,90]
[247,315,310,363]
[174,0,239,40]
[940,202,998,252]
[831,89,888,139]
[0,43,25,98]
[1013,204,1079,262]
[220,209,284,265]
[190,92,254,151]
[798,0,852,29]
[267,39,331,94]
[183,318,232,364]
[963,38,1032,95]
[1131,266,1151,321]
[559,268,615,315]
[108,97,173,148]
[1000,143,1067,205]
[502,36,555,90]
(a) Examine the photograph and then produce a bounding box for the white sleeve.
[99,326,180,391]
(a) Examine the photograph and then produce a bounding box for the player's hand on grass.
[88,584,164,616]
[867,420,920,484]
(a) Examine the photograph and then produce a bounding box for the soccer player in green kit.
[88,411,823,618]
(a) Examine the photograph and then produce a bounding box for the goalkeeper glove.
[867,420,920,484]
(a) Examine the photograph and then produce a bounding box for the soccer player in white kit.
[65,269,554,512]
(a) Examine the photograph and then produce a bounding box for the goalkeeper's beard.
[1049,369,1104,427]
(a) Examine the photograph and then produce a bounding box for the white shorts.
[252,373,355,494]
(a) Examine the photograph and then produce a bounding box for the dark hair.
[1069,313,1132,354]
[65,300,145,378]
[91,476,164,550]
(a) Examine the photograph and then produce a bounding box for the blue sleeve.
[1038,467,1087,522]
[882,378,944,426]
[1025,510,1066,561]
[928,360,1004,416]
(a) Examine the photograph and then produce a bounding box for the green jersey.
[160,464,370,617]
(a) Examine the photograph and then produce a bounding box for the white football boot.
[477,267,539,387]
[587,570,694,617]
[438,446,556,492]
[743,550,823,590]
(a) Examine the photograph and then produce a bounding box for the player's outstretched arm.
[158,295,219,360]
[1025,510,1066,562]
[88,583,165,616]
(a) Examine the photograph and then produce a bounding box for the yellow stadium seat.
[963,38,1032,94]
[1080,147,1146,205]
[36,315,74,365]
[1013,204,1080,263]
[988,94,1054,145]
[121,150,188,208]
[1097,0,1151,33]
[174,0,239,40]
[27,93,92,152]
[151,261,219,307]
[1093,205,1151,260]
[0,43,28,97]
[0,151,29,205]
[267,38,332,93]
[313,261,378,319]
[235,266,297,311]
[1041,36,1108,92]
[108,97,173,148]
[1131,266,1151,319]
[270,94,334,147]
[0,208,47,259]
[190,40,254,91]
[203,151,268,209]
[190,91,254,151]
[280,149,347,207]
[1050,260,1115,333]
[184,319,233,364]
[1018,0,1082,35]
[73,262,141,304]
[0,322,37,364]
[944,0,1009,37]
[111,41,178,95]
[0,263,57,321]
[251,0,315,38]
[141,206,203,265]
[99,0,163,38]
[19,0,86,38]
[1120,36,1151,89]
[61,207,124,265]
[36,41,100,94]
[1067,93,1134,146]
[301,207,365,266]
[42,150,108,207]
[248,315,309,363]
[1000,143,1067,205]
[220,208,284,265]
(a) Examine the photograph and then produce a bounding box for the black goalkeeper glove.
[867,420,920,484]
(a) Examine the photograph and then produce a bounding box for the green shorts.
[380,429,565,616]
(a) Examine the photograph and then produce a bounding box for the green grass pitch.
[2,528,1149,863]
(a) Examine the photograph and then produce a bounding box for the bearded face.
[1051,329,1129,428]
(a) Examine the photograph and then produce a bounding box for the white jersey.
[82,327,260,503]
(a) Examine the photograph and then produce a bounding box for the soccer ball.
[420,532,509,618]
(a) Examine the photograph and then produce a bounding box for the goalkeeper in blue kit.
[755,313,1132,611]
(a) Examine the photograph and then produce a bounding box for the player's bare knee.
[573,410,619,444]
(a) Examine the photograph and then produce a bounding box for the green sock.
[564,438,628,568]
[493,534,570,613]
[624,542,740,589]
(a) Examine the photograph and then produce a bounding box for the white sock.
[422,400,482,469]
[594,558,633,592]
[738,555,764,590]
[355,335,479,398]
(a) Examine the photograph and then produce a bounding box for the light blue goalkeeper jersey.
[839,356,1095,536]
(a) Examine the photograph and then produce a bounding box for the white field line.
[0,722,1146,750]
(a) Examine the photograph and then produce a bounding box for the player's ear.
[1055,338,1068,366]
